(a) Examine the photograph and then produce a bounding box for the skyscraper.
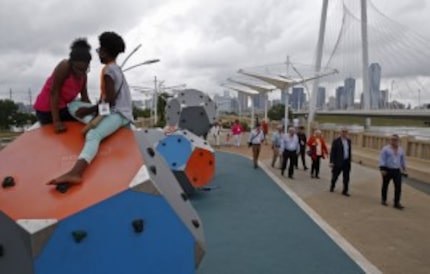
[237,92,248,112]
[369,63,381,109]
[335,86,346,110]
[316,87,326,110]
[344,77,356,109]
[290,87,306,111]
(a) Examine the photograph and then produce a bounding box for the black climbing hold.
[172,162,177,167]
[199,95,203,98]
[147,147,155,157]
[200,112,204,116]
[181,119,186,123]
[191,219,200,228]
[193,177,198,182]
[144,129,148,133]
[204,142,208,145]
[181,92,184,96]
[2,176,15,188]
[177,138,181,143]
[162,142,166,146]
[209,161,213,166]
[72,231,87,243]
[183,131,187,135]
[199,152,203,156]
[149,166,157,175]
[56,183,70,194]
[132,219,144,233]
[181,192,188,201]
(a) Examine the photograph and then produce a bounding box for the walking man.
[248,123,265,169]
[280,127,300,179]
[296,126,308,170]
[330,128,352,196]
[379,134,407,209]
[271,124,283,168]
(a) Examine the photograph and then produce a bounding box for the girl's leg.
[48,114,128,184]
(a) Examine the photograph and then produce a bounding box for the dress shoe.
[394,204,404,210]
[342,192,350,197]
[381,201,388,206]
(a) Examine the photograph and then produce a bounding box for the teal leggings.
[68,101,129,163]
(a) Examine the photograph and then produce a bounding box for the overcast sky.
[1,0,429,105]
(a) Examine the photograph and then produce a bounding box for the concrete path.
[217,143,430,274]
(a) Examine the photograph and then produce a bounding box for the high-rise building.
[335,86,346,109]
[328,96,336,110]
[252,92,267,111]
[214,91,234,113]
[344,77,355,109]
[369,63,381,109]
[316,87,326,110]
[237,92,248,113]
[380,89,389,109]
[290,87,306,111]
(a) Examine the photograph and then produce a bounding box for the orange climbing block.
[0,122,143,221]
[184,148,215,188]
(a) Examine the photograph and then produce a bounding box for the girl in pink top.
[33,38,92,133]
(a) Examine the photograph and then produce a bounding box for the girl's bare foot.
[47,172,82,185]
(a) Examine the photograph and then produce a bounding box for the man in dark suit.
[329,128,352,196]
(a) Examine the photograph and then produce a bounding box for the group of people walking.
[249,122,407,210]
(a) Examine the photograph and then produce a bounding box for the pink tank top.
[33,73,85,112]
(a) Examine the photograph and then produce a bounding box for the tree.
[155,92,171,127]
[0,99,19,130]
[268,103,293,121]
[133,106,151,119]
[0,99,37,130]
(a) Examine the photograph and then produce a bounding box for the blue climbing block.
[34,190,195,274]
[156,135,192,170]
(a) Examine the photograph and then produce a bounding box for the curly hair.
[98,32,125,58]
[69,38,91,62]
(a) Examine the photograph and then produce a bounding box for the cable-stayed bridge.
[223,0,430,126]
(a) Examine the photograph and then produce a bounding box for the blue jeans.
[68,101,129,163]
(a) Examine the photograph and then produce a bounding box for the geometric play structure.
[155,129,215,195]
[0,122,205,274]
[165,89,217,137]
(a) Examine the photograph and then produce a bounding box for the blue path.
[193,152,364,274]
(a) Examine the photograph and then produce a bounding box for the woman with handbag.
[47,31,133,185]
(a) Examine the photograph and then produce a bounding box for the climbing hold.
[191,219,200,228]
[147,147,155,158]
[72,231,87,243]
[132,219,144,233]
[55,183,70,194]
[2,176,15,188]
[181,193,188,201]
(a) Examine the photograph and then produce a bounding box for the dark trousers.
[311,156,322,177]
[381,169,402,204]
[36,108,76,125]
[331,160,351,193]
[295,147,307,169]
[282,150,297,177]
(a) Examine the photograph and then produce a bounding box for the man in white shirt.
[280,127,300,179]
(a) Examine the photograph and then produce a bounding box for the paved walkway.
[216,143,430,274]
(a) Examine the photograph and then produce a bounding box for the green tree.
[153,92,169,127]
[133,106,151,119]
[268,103,292,121]
[0,99,19,130]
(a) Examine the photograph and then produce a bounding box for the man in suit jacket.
[329,128,352,196]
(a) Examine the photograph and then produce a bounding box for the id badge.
[98,102,111,116]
